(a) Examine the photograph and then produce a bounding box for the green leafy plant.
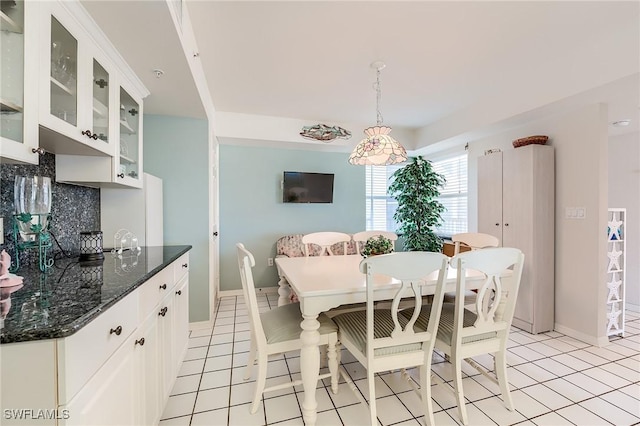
[388,156,446,252]
[362,235,394,257]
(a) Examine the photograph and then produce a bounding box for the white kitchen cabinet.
[62,331,138,426]
[0,254,190,426]
[38,0,116,157]
[478,144,555,333]
[158,294,176,401]
[34,0,148,188]
[0,0,39,164]
[173,273,190,379]
[54,82,144,188]
[135,308,161,426]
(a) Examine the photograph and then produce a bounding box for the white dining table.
[274,254,491,426]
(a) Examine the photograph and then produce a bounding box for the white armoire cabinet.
[478,144,555,334]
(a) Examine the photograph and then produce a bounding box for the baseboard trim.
[218,289,243,298]
[554,323,608,347]
[189,320,213,331]
[625,302,640,313]
[218,286,279,298]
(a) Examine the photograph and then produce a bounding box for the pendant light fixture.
[349,61,407,166]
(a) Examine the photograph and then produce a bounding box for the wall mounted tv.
[283,171,334,203]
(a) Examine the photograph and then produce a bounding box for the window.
[431,154,468,237]
[365,164,402,231]
[365,153,468,237]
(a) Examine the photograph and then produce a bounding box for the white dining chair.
[403,247,524,425]
[332,251,449,426]
[352,230,399,255]
[443,232,500,306]
[302,231,351,256]
[236,243,340,413]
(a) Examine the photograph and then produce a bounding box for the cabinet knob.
[91,133,98,140]
[31,147,46,155]
[159,283,167,290]
[505,223,509,227]
[110,326,122,336]
[135,337,145,346]
[117,173,125,179]
[495,223,500,226]
[81,129,93,138]
[159,307,168,317]
[176,290,182,296]
[182,263,188,268]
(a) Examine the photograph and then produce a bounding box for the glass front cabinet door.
[0,0,39,164]
[116,85,143,188]
[39,1,115,157]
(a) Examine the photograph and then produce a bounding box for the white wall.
[608,132,640,311]
[466,103,609,345]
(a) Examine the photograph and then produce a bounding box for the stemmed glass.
[14,176,52,242]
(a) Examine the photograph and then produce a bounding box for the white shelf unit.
[606,208,626,337]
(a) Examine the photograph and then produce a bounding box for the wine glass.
[14,176,52,242]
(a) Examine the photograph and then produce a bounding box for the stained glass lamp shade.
[348,126,407,165]
[349,62,407,166]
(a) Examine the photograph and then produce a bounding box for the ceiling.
[83,1,639,151]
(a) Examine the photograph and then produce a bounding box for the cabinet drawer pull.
[135,338,145,346]
[110,326,122,336]
[159,307,168,317]
[182,263,188,268]
[159,283,167,290]
[117,173,125,179]
[176,290,182,296]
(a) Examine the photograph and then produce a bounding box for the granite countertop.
[0,245,191,344]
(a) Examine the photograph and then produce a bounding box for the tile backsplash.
[0,153,100,268]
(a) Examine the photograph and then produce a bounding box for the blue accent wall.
[219,144,365,291]
[143,115,210,322]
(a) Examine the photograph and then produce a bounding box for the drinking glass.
[14,176,52,242]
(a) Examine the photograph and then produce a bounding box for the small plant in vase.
[362,235,394,257]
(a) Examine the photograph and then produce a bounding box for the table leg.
[300,313,320,426]
[277,275,291,307]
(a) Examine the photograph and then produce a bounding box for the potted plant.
[362,235,394,257]
[388,156,446,252]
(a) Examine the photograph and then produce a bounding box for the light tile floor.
[160,295,640,426]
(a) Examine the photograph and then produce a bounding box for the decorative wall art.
[300,124,352,142]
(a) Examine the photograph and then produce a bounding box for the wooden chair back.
[449,247,524,347]
[452,232,500,255]
[302,232,351,256]
[236,243,267,347]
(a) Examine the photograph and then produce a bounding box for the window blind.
[365,153,468,237]
[432,154,468,237]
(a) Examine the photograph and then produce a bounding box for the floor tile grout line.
[168,297,640,426]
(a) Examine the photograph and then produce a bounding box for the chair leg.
[320,344,328,368]
[452,355,468,425]
[420,361,435,426]
[367,370,377,425]
[495,349,514,411]
[327,337,339,395]
[244,336,257,381]
[250,353,268,414]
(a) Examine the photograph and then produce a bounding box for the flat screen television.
[283,171,334,203]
